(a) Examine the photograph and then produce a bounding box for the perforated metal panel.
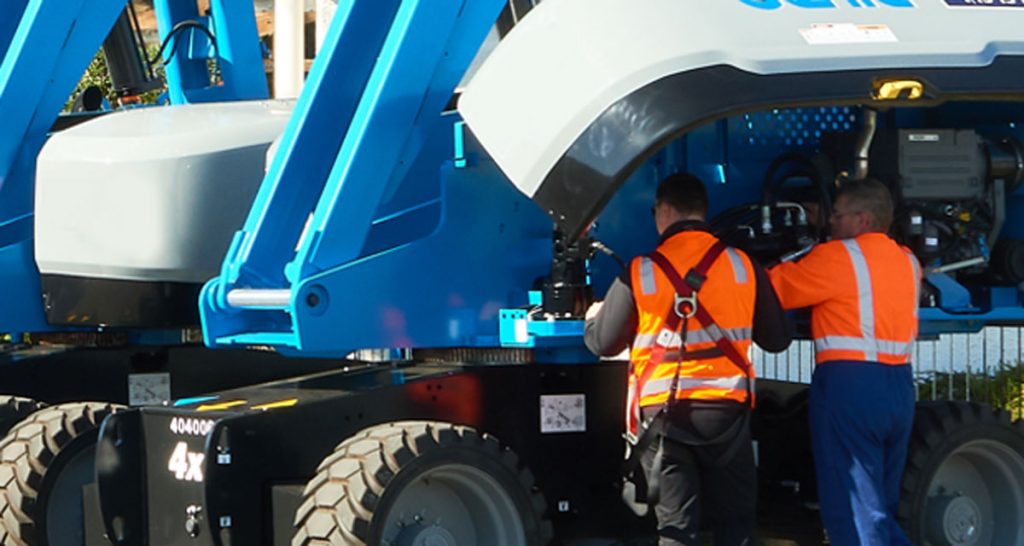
[734,106,858,150]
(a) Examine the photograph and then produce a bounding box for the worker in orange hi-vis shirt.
[587,173,791,546]
[769,179,921,546]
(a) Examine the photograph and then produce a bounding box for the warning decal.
[800,23,898,45]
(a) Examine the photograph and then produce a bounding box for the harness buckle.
[673,293,697,319]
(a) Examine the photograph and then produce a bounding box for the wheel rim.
[44,445,95,546]
[382,463,526,546]
[924,439,1024,546]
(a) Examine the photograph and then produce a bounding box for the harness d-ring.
[673,293,697,319]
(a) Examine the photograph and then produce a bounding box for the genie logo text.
[741,0,914,9]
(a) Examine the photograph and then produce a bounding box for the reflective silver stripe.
[842,239,877,361]
[634,327,753,349]
[627,380,640,437]
[639,257,656,295]
[702,322,725,343]
[640,375,750,398]
[814,336,912,357]
[725,248,748,284]
[633,334,655,349]
[703,326,751,344]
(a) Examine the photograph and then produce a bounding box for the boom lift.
[5,0,1024,545]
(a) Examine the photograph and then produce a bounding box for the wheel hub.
[383,463,526,546]
[926,494,982,546]
[395,523,458,546]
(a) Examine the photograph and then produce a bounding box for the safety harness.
[622,241,754,513]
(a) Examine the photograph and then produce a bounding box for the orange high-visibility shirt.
[627,230,756,438]
[769,233,920,365]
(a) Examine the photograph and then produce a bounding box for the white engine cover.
[460,0,1024,201]
[35,100,294,284]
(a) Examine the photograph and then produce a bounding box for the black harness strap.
[644,242,728,369]
[647,249,753,385]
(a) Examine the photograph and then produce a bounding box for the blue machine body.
[0,0,269,334]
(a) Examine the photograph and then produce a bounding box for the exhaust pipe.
[853,108,878,180]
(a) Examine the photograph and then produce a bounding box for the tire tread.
[292,421,552,546]
[0,399,46,440]
[898,401,1024,543]
[0,402,121,545]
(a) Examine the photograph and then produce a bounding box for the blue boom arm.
[200,0,555,355]
[0,0,30,61]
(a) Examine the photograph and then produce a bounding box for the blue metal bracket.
[497,306,598,364]
[918,277,1024,336]
[454,121,468,169]
[926,272,976,312]
[499,309,586,349]
[499,309,532,347]
[153,0,268,104]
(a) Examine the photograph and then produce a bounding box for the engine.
[713,122,1024,292]
[889,129,1022,280]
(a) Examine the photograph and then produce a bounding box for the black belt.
[660,347,724,362]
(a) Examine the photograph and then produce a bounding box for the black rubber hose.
[147,20,218,66]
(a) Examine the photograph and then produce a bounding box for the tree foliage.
[918,364,1024,419]
[64,46,166,112]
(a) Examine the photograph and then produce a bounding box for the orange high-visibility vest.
[769,233,920,365]
[627,230,756,439]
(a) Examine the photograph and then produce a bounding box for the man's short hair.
[656,173,708,217]
[836,178,894,231]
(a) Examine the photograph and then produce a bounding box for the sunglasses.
[831,209,863,220]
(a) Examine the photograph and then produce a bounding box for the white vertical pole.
[273,0,304,98]
[315,0,339,53]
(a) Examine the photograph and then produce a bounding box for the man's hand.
[585,301,604,320]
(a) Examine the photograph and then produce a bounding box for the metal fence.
[753,327,1024,416]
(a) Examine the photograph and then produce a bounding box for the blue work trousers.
[809,361,914,546]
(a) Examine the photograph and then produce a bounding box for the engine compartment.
[585,101,1024,329]
[717,119,1024,279]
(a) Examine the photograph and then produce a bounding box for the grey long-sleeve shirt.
[584,221,792,357]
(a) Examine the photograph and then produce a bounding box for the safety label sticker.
[540,394,586,434]
[800,23,898,45]
[944,0,1024,7]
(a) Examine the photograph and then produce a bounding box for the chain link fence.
[753,327,1024,419]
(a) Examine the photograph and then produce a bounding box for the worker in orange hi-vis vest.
[585,173,791,546]
[769,179,921,546]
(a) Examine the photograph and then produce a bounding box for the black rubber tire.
[0,397,46,439]
[292,421,553,546]
[899,401,1024,546]
[0,402,123,546]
